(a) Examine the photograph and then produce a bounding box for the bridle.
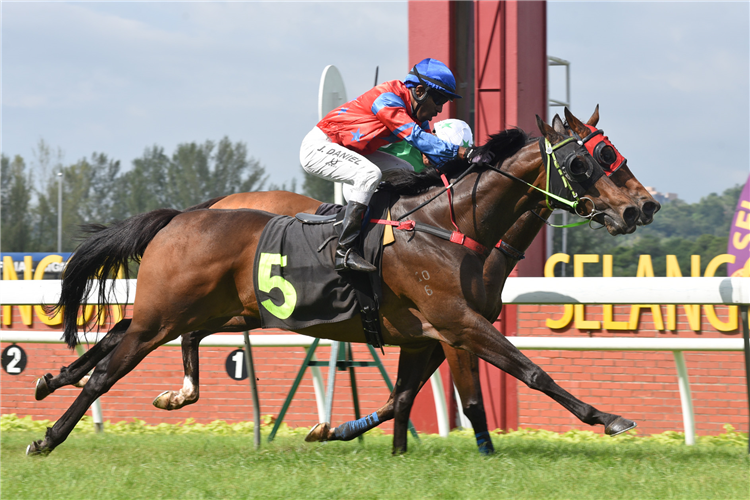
[483,135,606,227]
[571,124,627,177]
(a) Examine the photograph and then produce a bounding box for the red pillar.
[409,0,547,432]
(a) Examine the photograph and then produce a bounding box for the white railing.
[1,277,748,445]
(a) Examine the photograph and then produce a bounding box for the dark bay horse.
[164,107,658,450]
[28,115,639,456]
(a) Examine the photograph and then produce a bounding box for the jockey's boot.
[335,201,377,273]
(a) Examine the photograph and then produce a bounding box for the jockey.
[300,58,475,272]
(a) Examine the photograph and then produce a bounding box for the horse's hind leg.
[34,319,132,400]
[152,330,212,410]
[306,341,446,444]
[27,324,169,456]
[444,346,494,455]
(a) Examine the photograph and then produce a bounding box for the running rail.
[2,277,748,445]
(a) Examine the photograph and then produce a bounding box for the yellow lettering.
[573,255,600,329]
[665,255,700,331]
[544,253,573,329]
[629,255,663,330]
[2,256,33,325]
[732,231,750,250]
[544,253,569,277]
[33,255,64,326]
[736,210,750,231]
[704,254,739,332]
[628,304,665,331]
[601,255,629,330]
[636,255,655,277]
[691,255,701,277]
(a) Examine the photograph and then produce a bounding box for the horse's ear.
[587,104,600,127]
[536,115,563,141]
[564,107,589,137]
[552,114,566,134]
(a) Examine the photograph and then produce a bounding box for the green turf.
[2,424,748,500]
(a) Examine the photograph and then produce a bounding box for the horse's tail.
[57,208,181,348]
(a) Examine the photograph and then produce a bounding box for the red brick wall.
[514,304,747,436]
[2,303,747,436]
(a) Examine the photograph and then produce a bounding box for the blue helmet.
[404,58,462,100]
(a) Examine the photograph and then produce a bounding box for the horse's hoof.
[26,440,50,457]
[34,377,51,401]
[606,416,637,436]
[152,391,173,410]
[73,375,90,388]
[305,422,330,442]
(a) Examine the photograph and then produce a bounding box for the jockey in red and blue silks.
[300,58,476,272]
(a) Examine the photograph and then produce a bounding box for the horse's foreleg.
[152,330,212,410]
[444,345,494,455]
[447,315,635,436]
[34,319,132,401]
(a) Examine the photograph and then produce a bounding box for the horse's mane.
[379,127,529,195]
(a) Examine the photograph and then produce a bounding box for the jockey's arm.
[371,94,460,166]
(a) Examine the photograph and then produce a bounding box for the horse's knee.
[524,366,553,391]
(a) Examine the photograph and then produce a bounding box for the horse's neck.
[453,145,547,248]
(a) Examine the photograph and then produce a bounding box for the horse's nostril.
[642,201,658,217]
[623,206,638,226]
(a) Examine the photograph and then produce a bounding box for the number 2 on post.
[257,253,297,319]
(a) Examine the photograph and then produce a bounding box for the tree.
[1,155,33,251]
[552,184,743,277]
[301,169,334,203]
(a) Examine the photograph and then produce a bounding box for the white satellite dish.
[318,65,348,204]
[318,65,347,121]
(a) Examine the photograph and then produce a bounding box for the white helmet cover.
[434,119,474,147]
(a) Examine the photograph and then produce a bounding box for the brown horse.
[160,106,658,451]
[29,115,639,456]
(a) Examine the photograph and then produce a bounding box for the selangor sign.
[543,253,738,333]
[727,176,750,278]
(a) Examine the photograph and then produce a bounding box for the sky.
[2,1,748,203]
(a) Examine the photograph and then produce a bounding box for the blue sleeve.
[371,92,459,166]
[402,126,460,167]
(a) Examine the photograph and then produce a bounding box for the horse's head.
[559,106,661,225]
[535,115,639,235]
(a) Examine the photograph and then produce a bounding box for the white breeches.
[300,127,413,205]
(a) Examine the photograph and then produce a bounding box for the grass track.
[2,430,748,500]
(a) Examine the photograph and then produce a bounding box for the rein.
[377,134,603,255]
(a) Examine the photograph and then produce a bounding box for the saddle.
[252,194,389,348]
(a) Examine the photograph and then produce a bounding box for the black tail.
[57,208,181,348]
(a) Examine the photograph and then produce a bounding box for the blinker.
[582,125,626,176]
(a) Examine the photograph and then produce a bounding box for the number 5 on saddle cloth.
[252,192,390,349]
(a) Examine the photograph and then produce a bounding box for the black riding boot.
[335,201,377,272]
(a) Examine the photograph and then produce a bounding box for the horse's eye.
[569,158,588,176]
[597,145,616,166]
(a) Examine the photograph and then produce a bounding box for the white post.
[672,351,696,445]
[429,371,450,437]
[307,351,327,422]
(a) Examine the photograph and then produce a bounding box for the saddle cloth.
[252,194,388,331]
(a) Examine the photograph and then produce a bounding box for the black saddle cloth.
[252,193,388,331]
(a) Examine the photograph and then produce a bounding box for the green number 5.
[257,253,297,319]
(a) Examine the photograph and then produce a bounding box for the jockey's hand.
[422,154,434,167]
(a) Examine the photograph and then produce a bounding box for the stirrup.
[335,248,376,273]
